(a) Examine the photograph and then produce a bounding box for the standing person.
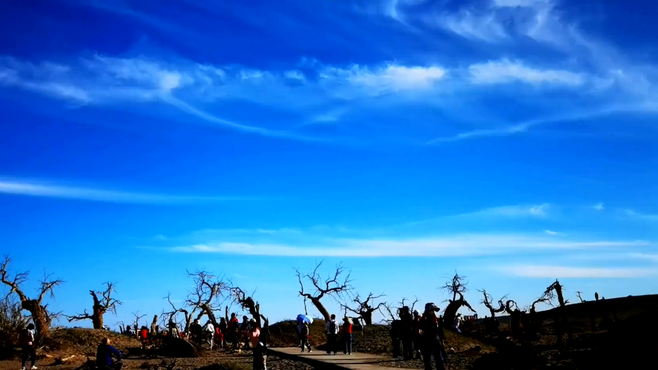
[218,317,227,349]
[299,322,312,353]
[240,316,251,350]
[190,320,202,345]
[412,310,422,360]
[168,319,179,338]
[245,319,266,370]
[419,303,446,370]
[453,314,462,334]
[96,337,122,370]
[139,326,149,351]
[204,321,215,349]
[400,306,414,360]
[325,314,339,355]
[341,317,353,355]
[19,323,37,370]
[228,313,240,352]
[150,315,158,338]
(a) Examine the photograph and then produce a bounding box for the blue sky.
[1,0,657,327]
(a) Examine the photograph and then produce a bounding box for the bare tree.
[540,280,571,348]
[380,303,397,323]
[441,272,475,327]
[132,312,147,333]
[295,261,352,321]
[231,286,265,328]
[479,289,506,318]
[0,256,63,338]
[576,291,585,303]
[164,293,196,335]
[185,270,228,327]
[230,286,271,345]
[398,297,419,313]
[66,282,121,329]
[341,292,385,325]
[442,271,468,302]
[503,299,524,335]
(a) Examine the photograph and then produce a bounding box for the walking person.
[419,303,446,370]
[325,314,339,354]
[204,320,215,349]
[245,319,267,370]
[299,321,312,353]
[19,323,37,370]
[341,317,353,355]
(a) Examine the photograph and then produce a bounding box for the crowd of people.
[388,302,448,370]
[16,301,451,370]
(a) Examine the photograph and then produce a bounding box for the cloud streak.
[168,233,651,257]
[0,178,257,204]
[468,59,586,86]
[503,265,658,278]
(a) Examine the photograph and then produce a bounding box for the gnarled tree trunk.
[22,300,51,338]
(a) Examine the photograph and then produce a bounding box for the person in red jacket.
[228,313,240,352]
[341,317,353,355]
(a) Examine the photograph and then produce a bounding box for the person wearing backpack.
[19,323,37,370]
[325,314,339,355]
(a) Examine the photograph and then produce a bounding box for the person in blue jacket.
[96,337,123,370]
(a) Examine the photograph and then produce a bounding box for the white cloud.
[544,229,560,235]
[492,0,548,8]
[504,265,658,278]
[593,203,605,211]
[469,59,586,86]
[168,233,650,257]
[0,177,253,204]
[426,104,651,143]
[320,63,446,95]
[622,209,658,222]
[435,11,508,42]
[461,204,550,218]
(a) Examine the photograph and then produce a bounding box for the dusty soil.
[0,346,312,370]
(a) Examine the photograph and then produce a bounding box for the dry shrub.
[0,297,30,359]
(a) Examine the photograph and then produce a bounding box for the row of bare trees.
[0,256,266,339]
[294,262,480,327]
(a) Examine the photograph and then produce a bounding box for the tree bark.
[22,300,50,339]
[310,297,330,321]
[361,311,373,326]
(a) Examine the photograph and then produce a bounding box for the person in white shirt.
[19,323,37,370]
[325,314,339,355]
[204,321,215,349]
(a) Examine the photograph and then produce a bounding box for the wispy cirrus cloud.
[2,0,658,146]
[458,204,550,218]
[168,234,650,257]
[0,177,257,204]
[503,265,658,278]
[468,59,586,86]
[622,209,658,222]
